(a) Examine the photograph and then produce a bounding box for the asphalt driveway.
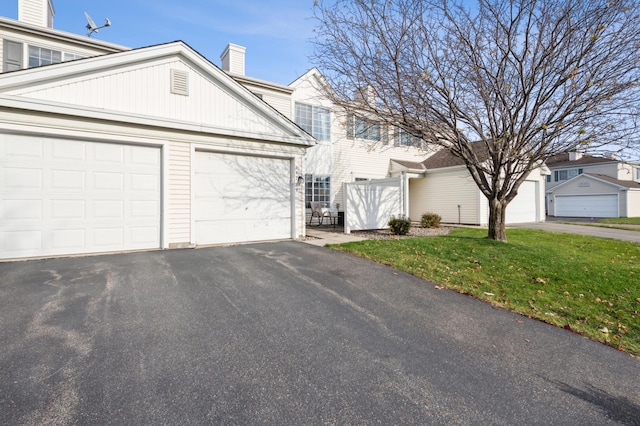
[1,242,639,425]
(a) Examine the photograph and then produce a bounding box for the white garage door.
[555,194,619,217]
[505,180,538,224]
[194,151,292,245]
[0,134,161,259]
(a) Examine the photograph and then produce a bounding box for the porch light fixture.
[297,175,304,186]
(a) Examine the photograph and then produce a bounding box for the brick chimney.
[18,0,55,28]
[220,43,246,76]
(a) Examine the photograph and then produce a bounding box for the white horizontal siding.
[409,169,480,224]
[168,141,191,246]
[260,92,291,119]
[19,0,44,27]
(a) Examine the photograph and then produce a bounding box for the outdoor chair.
[309,202,329,226]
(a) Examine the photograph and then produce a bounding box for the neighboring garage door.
[555,194,619,217]
[505,180,537,224]
[0,134,161,259]
[194,151,292,245]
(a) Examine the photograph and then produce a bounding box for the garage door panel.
[196,217,291,245]
[5,167,42,188]
[505,181,537,224]
[52,200,85,218]
[53,140,85,160]
[94,144,124,163]
[1,134,161,259]
[555,194,618,217]
[6,139,42,158]
[194,151,292,245]
[51,229,85,250]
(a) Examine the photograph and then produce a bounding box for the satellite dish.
[84,11,112,37]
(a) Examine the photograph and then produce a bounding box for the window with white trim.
[395,128,422,147]
[28,45,62,67]
[295,103,330,141]
[346,114,384,141]
[554,168,583,182]
[305,174,331,208]
[27,45,84,68]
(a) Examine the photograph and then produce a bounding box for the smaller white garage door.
[194,151,292,245]
[555,194,619,217]
[505,181,538,224]
[0,134,161,259]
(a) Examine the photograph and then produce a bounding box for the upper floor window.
[635,167,640,180]
[554,168,583,182]
[295,103,330,141]
[395,128,422,147]
[28,45,62,67]
[347,114,383,141]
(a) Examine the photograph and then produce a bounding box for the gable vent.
[170,69,189,96]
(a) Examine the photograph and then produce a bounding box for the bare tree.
[312,0,640,241]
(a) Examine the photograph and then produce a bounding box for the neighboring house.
[545,151,640,217]
[0,0,314,260]
[391,144,547,226]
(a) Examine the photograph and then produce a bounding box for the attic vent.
[170,69,189,96]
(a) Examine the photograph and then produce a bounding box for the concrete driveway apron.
[1,242,638,424]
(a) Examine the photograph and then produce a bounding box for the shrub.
[421,212,441,228]
[388,215,411,235]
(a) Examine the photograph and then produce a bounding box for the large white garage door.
[0,134,161,259]
[505,180,538,224]
[194,151,292,245]
[555,194,619,217]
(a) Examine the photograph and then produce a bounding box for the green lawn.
[599,217,640,225]
[560,217,640,232]
[332,228,640,357]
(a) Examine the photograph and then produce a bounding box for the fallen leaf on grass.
[600,327,610,334]
[484,292,495,296]
[434,285,445,290]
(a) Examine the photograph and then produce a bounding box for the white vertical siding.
[13,59,290,137]
[167,140,191,246]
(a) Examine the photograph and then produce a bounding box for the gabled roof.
[0,41,315,146]
[547,173,640,192]
[545,152,619,168]
[589,174,640,189]
[421,142,490,170]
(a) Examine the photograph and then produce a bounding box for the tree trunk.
[487,198,507,242]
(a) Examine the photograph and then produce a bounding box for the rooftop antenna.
[84,12,111,37]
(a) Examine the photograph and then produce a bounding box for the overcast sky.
[0,0,317,85]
